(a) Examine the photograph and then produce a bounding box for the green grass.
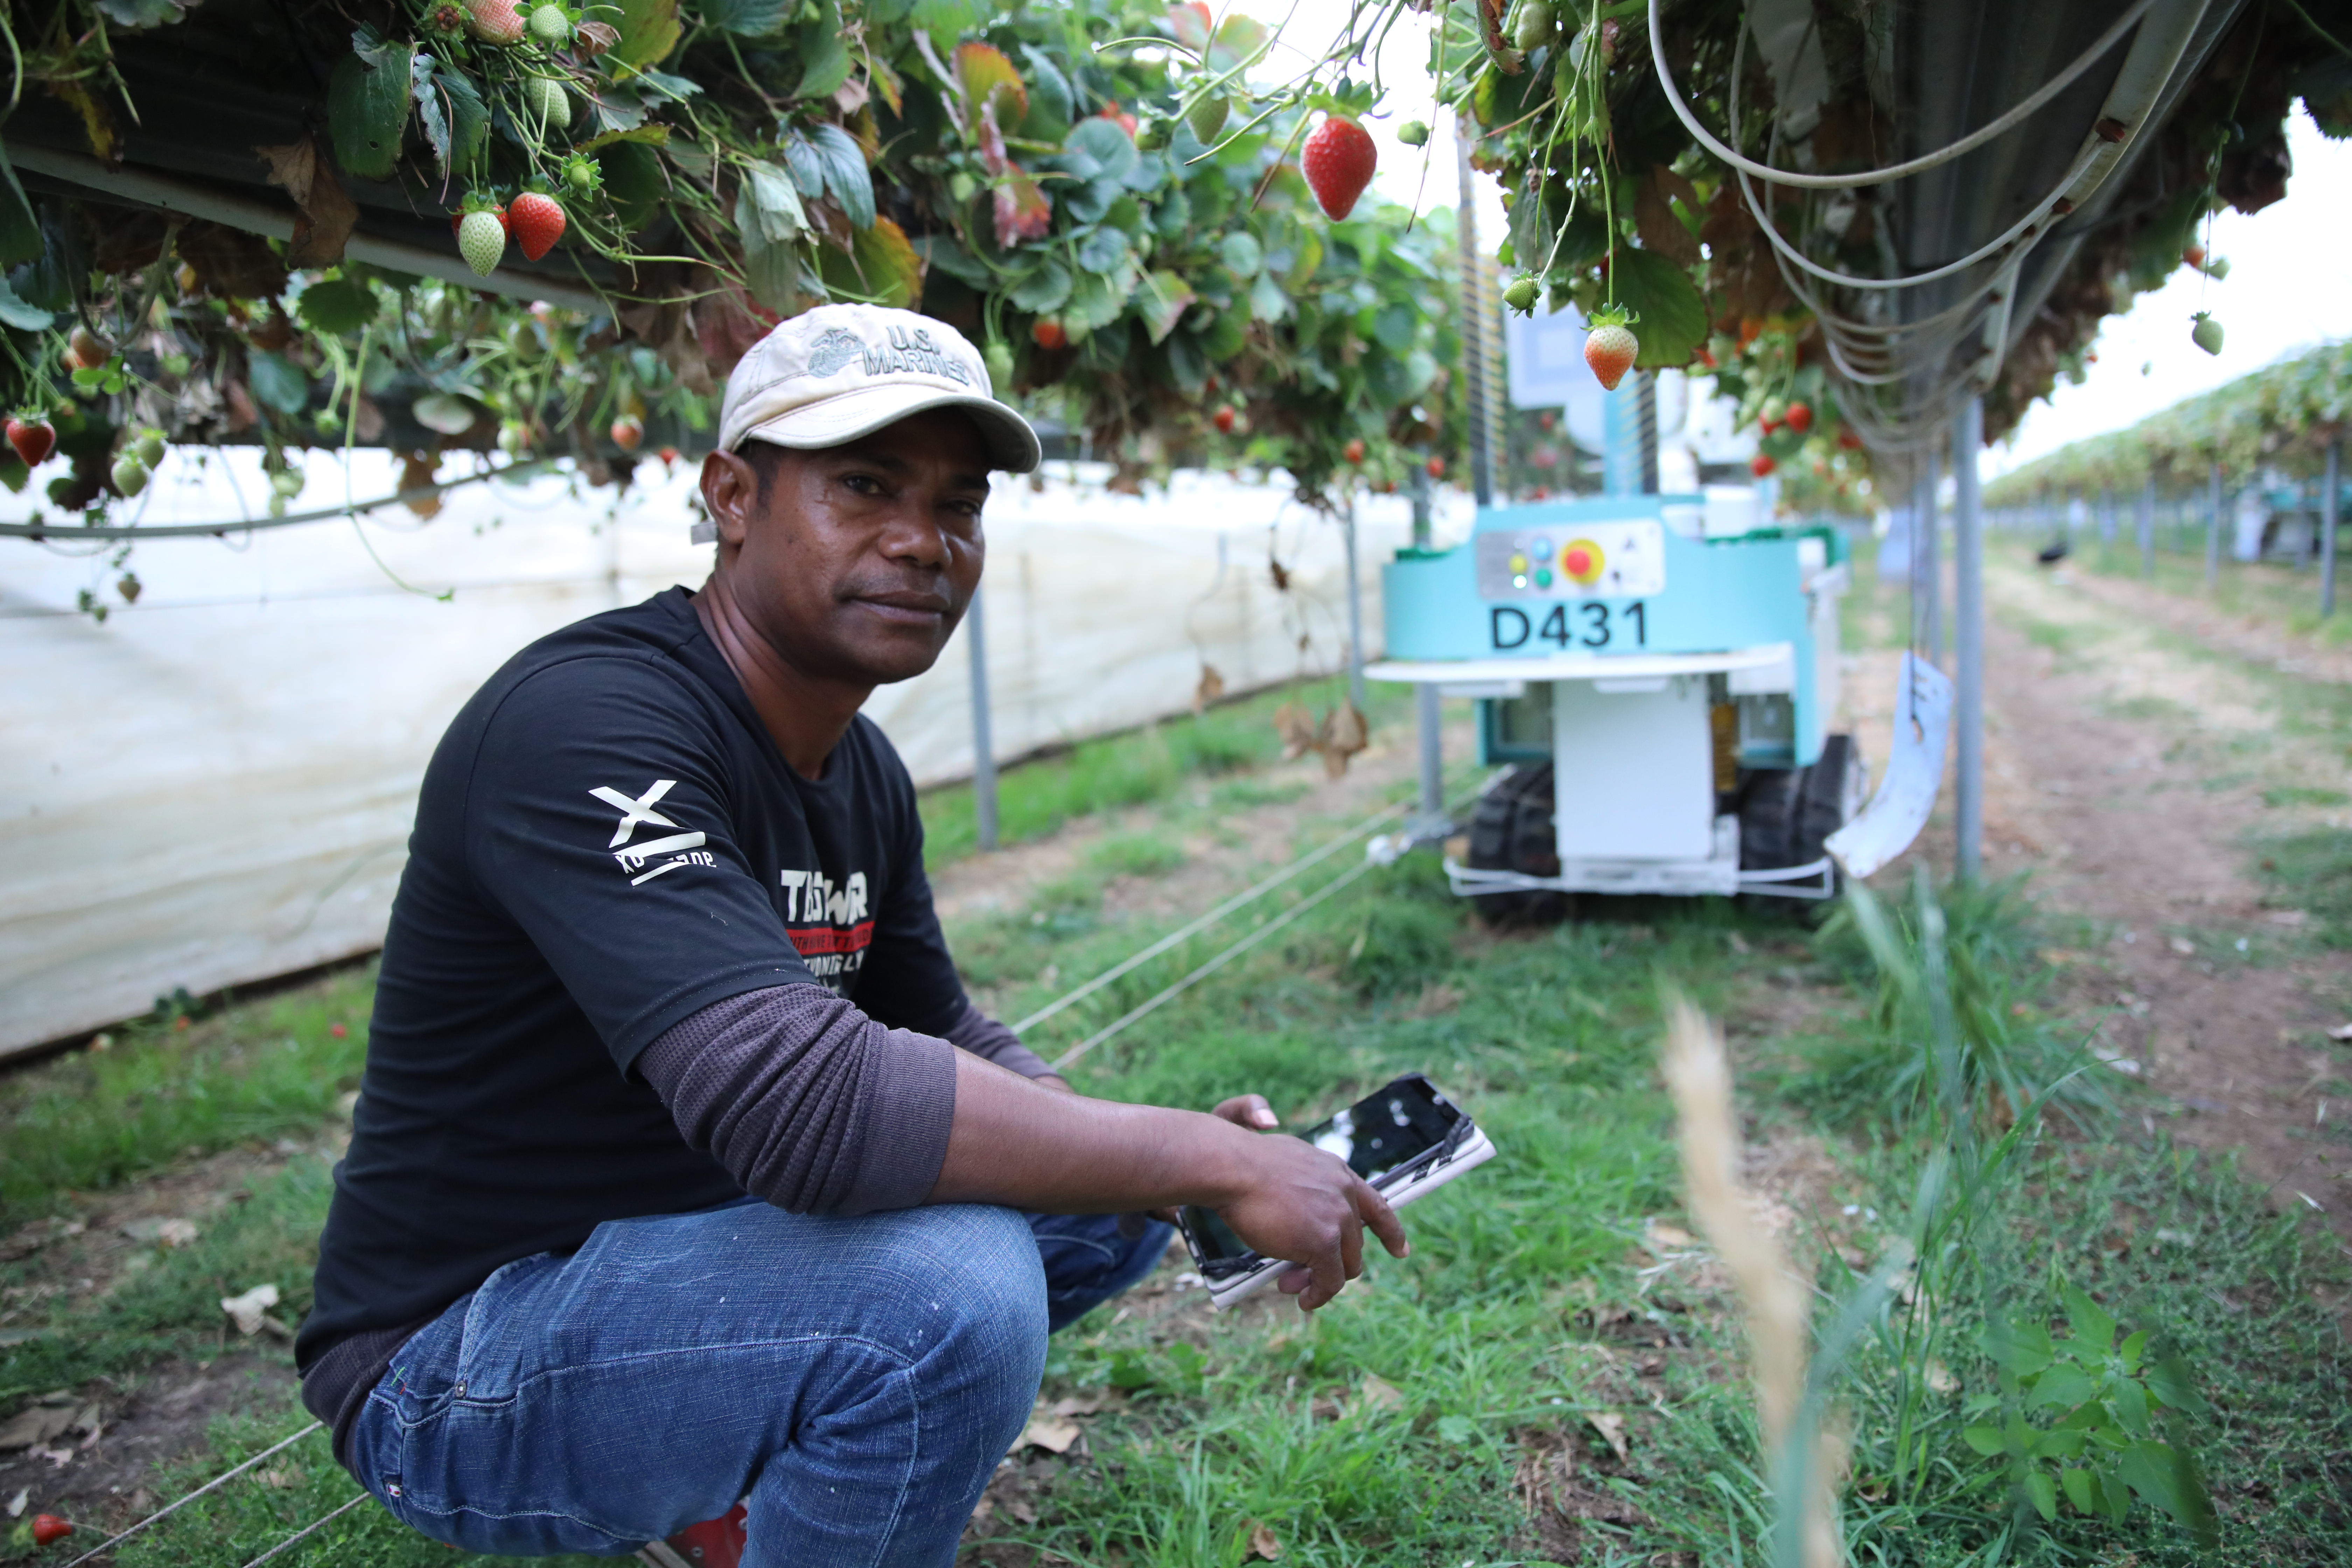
[2070,531,2352,649]
[0,971,371,1226]
[917,675,1412,866]
[2257,828,2352,945]
[1086,830,1189,880]
[0,1159,334,1406]
[2262,785,2350,809]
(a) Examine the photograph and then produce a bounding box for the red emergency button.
[1561,538,1604,584]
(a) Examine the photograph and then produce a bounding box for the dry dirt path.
[1850,553,2352,1259]
[930,705,1476,933]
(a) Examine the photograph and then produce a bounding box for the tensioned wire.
[1045,767,1495,1072]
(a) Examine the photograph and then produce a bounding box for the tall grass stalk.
[1661,994,1844,1568]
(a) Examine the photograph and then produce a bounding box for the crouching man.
[296,304,1404,1567]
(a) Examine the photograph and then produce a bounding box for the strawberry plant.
[1964,1280,2214,1537]
[0,0,1465,567]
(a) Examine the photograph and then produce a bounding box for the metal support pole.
[1343,497,1367,716]
[1914,455,1942,667]
[1954,399,1984,882]
[2137,478,2155,578]
[2205,461,2222,589]
[1456,116,1495,510]
[2324,440,2343,618]
[1411,459,1444,825]
[965,586,998,852]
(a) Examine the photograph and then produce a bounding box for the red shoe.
[637,1503,747,1568]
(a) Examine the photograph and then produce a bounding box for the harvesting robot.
[1370,489,1946,915]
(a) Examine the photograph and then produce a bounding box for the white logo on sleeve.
[590,779,713,885]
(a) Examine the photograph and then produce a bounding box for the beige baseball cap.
[717,303,1040,474]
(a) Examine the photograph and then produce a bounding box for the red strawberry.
[330,1023,348,1038]
[1031,318,1067,351]
[31,1516,72,1547]
[1100,101,1138,138]
[1425,456,1446,479]
[1784,400,1813,434]
[1749,453,1776,477]
[1343,437,1365,464]
[2182,244,2205,268]
[658,445,679,464]
[7,416,56,466]
[1836,428,1863,450]
[1212,404,1236,434]
[1582,314,1638,391]
[1301,116,1376,220]
[610,415,643,451]
[509,192,566,262]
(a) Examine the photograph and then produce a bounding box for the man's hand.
[928,1057,1409,1310]
[1213,1135,1407,1310]
[1208,1093,1280,1131]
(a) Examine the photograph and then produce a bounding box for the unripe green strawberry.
[1186,94,1229,146]
[1513,0,1555,51]
[133,429,166,467]
[111,451,149,497]
[526,2,569,43]
[563,153,602,195]
[1397,120,1429,147]
[983,340,1014,390]
[458,209,508,276]
[2190,312,2222,356]
[1503,275,1540,314]
[523,74,572,131]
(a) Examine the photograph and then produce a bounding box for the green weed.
[0,1160,332,1405]
[0,973,370,1225]
[919,677,1408,865]
[2255,828,2352,945]
[2261,785,2350,809]
[2105,694,2194,724]
[1086,831,1189,880]
[1792,875,2103,1130]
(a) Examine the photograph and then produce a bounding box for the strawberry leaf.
[327,34,415,181]
[605,0,682,72]
[1603,247,1705,368]
[791,0,851,100]
[817,214,921,308]
[702,0,789,36]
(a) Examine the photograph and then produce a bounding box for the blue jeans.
[343,1201,1172,1566]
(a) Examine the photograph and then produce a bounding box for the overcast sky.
[1224,4,2345,477]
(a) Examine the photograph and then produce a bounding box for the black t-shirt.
[298,587,971,1363]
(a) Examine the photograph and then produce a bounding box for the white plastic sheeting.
[1,451,1463,1057]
